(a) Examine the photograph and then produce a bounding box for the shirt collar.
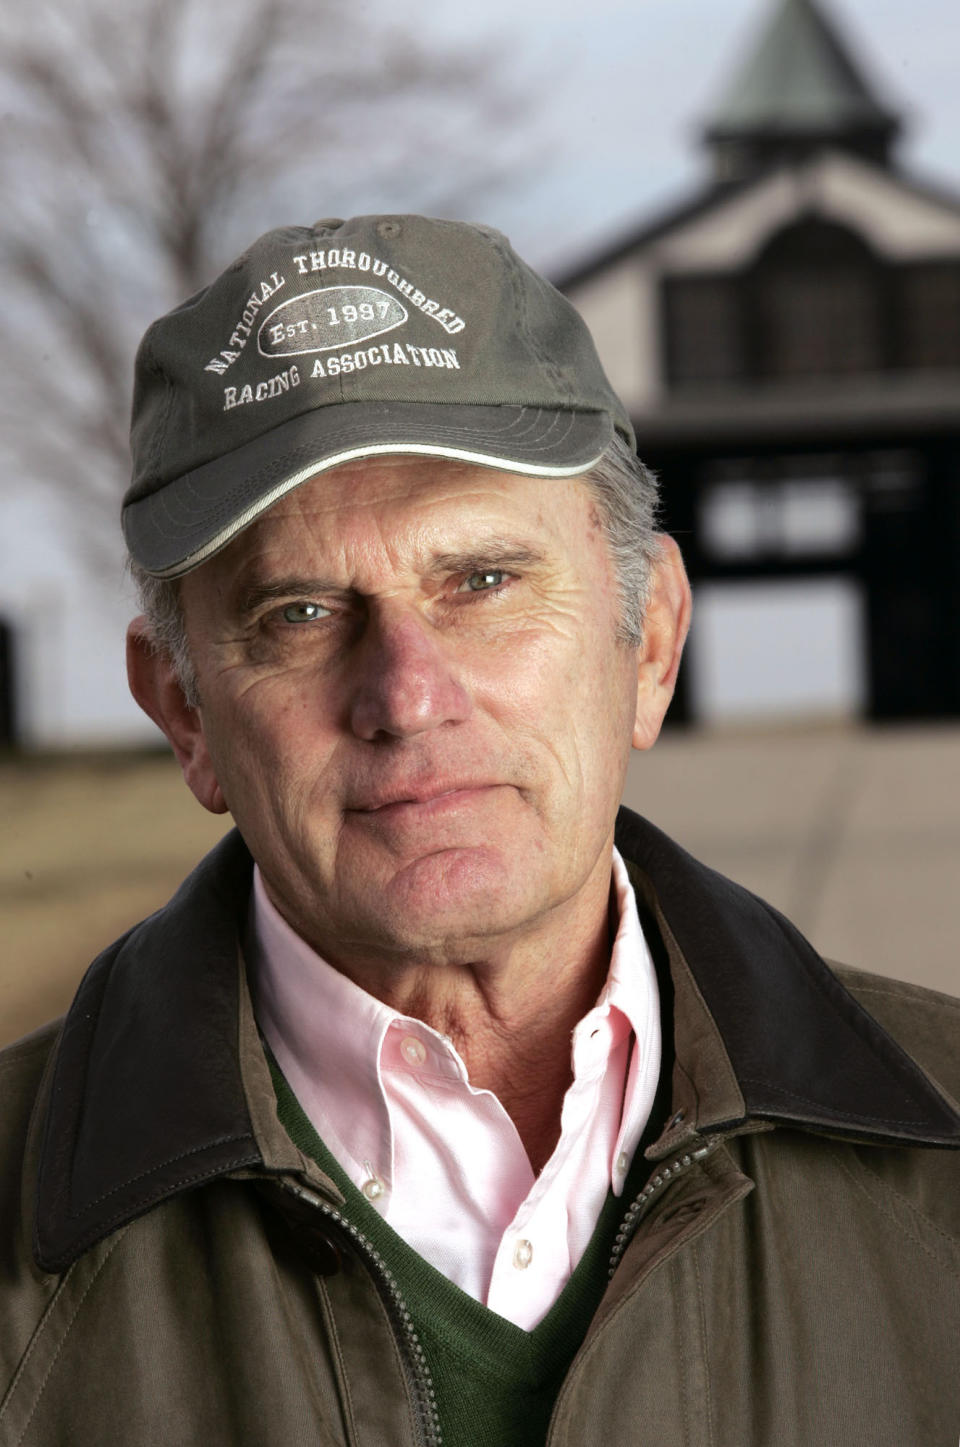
[248,867,397,1184]
[597,848,662,1187]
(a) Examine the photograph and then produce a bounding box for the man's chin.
[328,844,538,961]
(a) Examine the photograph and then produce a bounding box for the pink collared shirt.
[250,850,660,1331]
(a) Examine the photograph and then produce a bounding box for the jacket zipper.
[281,1181,443,1447]
[282,1140,719,1439]
[607,1140,716,1278]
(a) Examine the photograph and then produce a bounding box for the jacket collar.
[32,811,960,1273]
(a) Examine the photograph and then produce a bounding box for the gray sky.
[427,0,960,274]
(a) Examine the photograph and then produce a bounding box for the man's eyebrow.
[428,544,547,574]
[233,546,548,613]
[235,578,345,614]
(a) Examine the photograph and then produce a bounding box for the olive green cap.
[123,214,635,578]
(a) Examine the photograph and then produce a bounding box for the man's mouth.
[348,782,499,816]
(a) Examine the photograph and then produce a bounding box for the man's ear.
[632,536,692,752]
[126,617,229,815]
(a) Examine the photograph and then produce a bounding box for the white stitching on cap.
[146,440,605,578]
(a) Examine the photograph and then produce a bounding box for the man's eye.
[458,569,507,593]
[280,602,330,624]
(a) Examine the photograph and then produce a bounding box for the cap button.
[311,217,343,232]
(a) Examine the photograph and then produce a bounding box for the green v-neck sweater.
[270,1059,661,1447]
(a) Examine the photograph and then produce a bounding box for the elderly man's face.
[142,457,678,966]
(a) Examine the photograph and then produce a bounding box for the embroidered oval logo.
[258,286,408,357]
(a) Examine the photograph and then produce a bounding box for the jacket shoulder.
[828,965,960,1241]
[0,1021,64,1383]
[831,964,960,1105]
[0,1020,63,1208]
[0,1020,62,1128]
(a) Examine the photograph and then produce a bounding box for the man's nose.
[349,605,473,741]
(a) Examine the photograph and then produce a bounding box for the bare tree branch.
[0,0,528,573]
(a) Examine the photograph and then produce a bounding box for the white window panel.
[780,480,860,555]
[689,578,866,723]
[700,482,765,559]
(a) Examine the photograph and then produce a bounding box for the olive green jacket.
[2,810,959,1446]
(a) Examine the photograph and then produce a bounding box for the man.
[1,215,958,1447]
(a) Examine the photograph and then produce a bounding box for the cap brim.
[122,400,613,578]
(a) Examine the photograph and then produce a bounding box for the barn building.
[562,0,960,724]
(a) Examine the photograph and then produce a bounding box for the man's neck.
[261,861,616,1173]
[360,931,612,1174]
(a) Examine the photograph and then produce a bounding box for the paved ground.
[622,721,959,998]
[2,723,958,1048]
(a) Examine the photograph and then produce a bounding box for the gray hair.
[129,435,661,705]
[581,434,661,646]
[129,562,202,710]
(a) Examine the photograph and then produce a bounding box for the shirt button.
[400,1036,427,1066]
[616,1152,629,1175]
[513,1239,534,1270]
[361,1176,385,1201]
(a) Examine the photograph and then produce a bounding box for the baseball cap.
[123,214,635,578]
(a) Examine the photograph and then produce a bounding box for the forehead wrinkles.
[248,469,587,582]
[188,465,600,617]
[261,508,443,588]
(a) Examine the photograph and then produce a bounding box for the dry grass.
[1,750,230,1046]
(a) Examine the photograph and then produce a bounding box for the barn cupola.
[703,0,902,182]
